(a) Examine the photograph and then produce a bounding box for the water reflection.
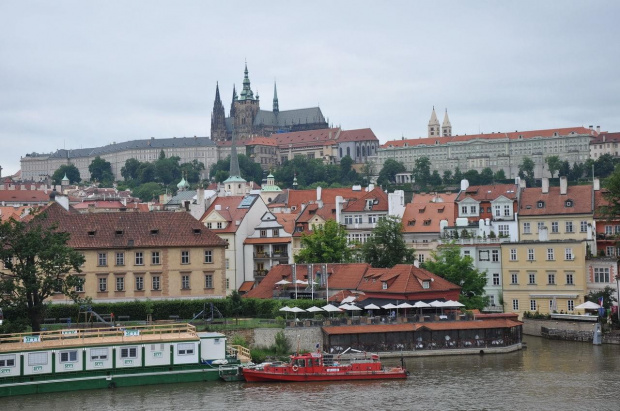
[4,336,620,411]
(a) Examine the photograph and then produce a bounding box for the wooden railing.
[227,344,252,362]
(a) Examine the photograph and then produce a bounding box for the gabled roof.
[341,187,388,213]
[0,206,30,222]
[201,196,255,233]
[456,184,519,202]
[336,128,379,143]
[519,185,593,216]
[273,187,370,211]
[590,132,620,145]
[35,202,226,249]
[402,201,455,233]
[274,212,297,234]
[382,127,594,148]
[411,193,457,204]
[357,265,460,295]
[271,128,341,148]
[0,190,51,203]
[295,203,334,227]
[254,107,326,128]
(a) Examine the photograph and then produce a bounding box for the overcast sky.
[1,1,619,176]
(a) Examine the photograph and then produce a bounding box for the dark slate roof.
[26,137,215,159]
[253,107,325,127]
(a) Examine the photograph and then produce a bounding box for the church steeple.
[273,81,279,113]
[229,133,241,179]
[230,84,237,119]
[210,82,227,142]
[428,106,440,137]
[239,62,254,101]
[442,108,452,136]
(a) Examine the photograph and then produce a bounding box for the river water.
[5,336,620,411]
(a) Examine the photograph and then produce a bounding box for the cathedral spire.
[442,108,452,136]
[273,81,279,113]
[210,81,227,141]
[230,84,237,119]
[239,62,254,101]
[428,106,440,137]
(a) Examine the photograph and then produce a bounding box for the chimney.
[596,126,601,133]
[519,178,526,189]
[542,178,549,194]
[413,260,420,268]
[594,178,600,191]
[560,176,568,195]
[316,186,322,202]
[460,179,469,191]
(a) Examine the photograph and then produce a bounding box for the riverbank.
[523,318,620,344]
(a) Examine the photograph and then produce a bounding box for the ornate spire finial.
[273,81,279,113]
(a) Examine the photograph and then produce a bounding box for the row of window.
[97,250,214,267]
[344,214,384,225]
[89,274,214,292]
[1,343,198,368]
[509,248,574,261]
[523,221,588,234]
[509,272,574,285]
[512,299,575,312]
[460,204,512,217]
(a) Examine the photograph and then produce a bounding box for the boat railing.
[0,322,198,348]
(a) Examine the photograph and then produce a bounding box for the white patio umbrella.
[382,303,398,309]
[306,306,324,312]
[275,279,291,285]
[295,279,309,285]
[412,301,431,308]
[364,303,381,310]
[429,300,445,307]
[396,302,414,309]
[342,304,362,311]
[322,304,343,318]
[575,301,600,310]
[444,300,465,308]
[279,306,292,320]
[289,306,306,321]
[341,296,357,304]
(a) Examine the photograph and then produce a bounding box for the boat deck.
[0,323,198,352]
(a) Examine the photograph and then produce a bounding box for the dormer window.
[88,230,96,237]
[115,230,123,236]
[408,219,416,226]
[150,229,159,235]
[423,219,431,226]
[537,201,545,209]
[193,228,201,234]
[382,282,388,290]
[565,200,573,207]
[422,280,430,289]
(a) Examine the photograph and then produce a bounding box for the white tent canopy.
[341,304,362,311]
[382,303,398,309]
[429,300,445,307]
[275,279,291,285]
[289,306,306,313]
[322,304,343,312]
[279,306,292,312]
[575,301,600,310]
[364,303,381,310]
[443,300,465,308]
[397,302,415,309]
[412,301,431,308]
[306,306,324,312]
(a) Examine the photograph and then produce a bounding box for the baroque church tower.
[442,109,452,136]
[428,107,440,137]
[233,63,260,141]
[210,82,228,142]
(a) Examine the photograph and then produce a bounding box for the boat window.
[0,354,16,367]
[178,343,195,356]
[90,348,109,361]
[307,359,313,367]
[28,352,48,366]
[120,347,138,359]
[299,359,306,367]
[60,350,78,363]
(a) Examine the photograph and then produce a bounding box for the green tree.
[493,169,506,182]
[480,168,494,185]
[594,154,617,178]
[585,286,617,309]
[51,164,81,185]
[180,160,205,184]
[132,182,164,202]
[295,220,353,263]
[137,162,157,184]
[0,212,85,331]
[377,159,406,185]
[518,157,535,187]
[361,161,376,185]
[442,170,453,185]
[121,158,142,181]
[210,154,263,185]
[559,160,571,178]
[545,155,562,178]
[339,155,354,181]
[228,290,243,325]
[88,156,114,185]
[155,154,181,185]
[360,216,415,268]
[428,170,442,187]
[413,156,431,189]
[569,162,585,181]
[422,245,489,310]
[463,169,480,185]
[453,167,463,183]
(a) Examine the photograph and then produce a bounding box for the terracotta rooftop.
[341,187,388,213]
[382,127,595,148]
[274,187,370,212]
[201,195,256,233]
[336,128,379,143]
[402,201,455,233]
[36,202,227,249]
[274,212,297,234]
[519,185,593,216]
[357,265,461,295]
[0,190,51,203]
[272,128,341,148]
[411,193,457,204]
[456,183,519,202]
[590,132,620,145]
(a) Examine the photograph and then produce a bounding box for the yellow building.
[501,240,588,317]
[43,202,228,302]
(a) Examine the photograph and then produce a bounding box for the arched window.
[362,146,367,156]
[339,148,343,157]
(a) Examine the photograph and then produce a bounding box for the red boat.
[242,351,408,382]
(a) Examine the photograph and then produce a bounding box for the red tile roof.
[336,128,379,143]
[357,265,460,296]
[238,281,255,293]
[382,127,594,148]
[456,184,519,202]
[341,187,388,213]
[35,202,227,249]
[402,201,455,233]
[272,128,341,149]
[0,190,51,203]
[0,206,30,222]
[519,185,593,216]
[411,193,457,204]
[281,187,369,212]
[201,196,254,233]
[275,212,297,234]
[590,132,620,145]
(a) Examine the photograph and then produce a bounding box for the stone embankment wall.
[253,327,323,351]
[523,318,620,344]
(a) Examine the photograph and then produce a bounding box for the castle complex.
[210,64,329,141]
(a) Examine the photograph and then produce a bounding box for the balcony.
[438,237,511,245]
[254,252,271,259]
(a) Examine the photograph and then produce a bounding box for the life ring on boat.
[292,365,299,372]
